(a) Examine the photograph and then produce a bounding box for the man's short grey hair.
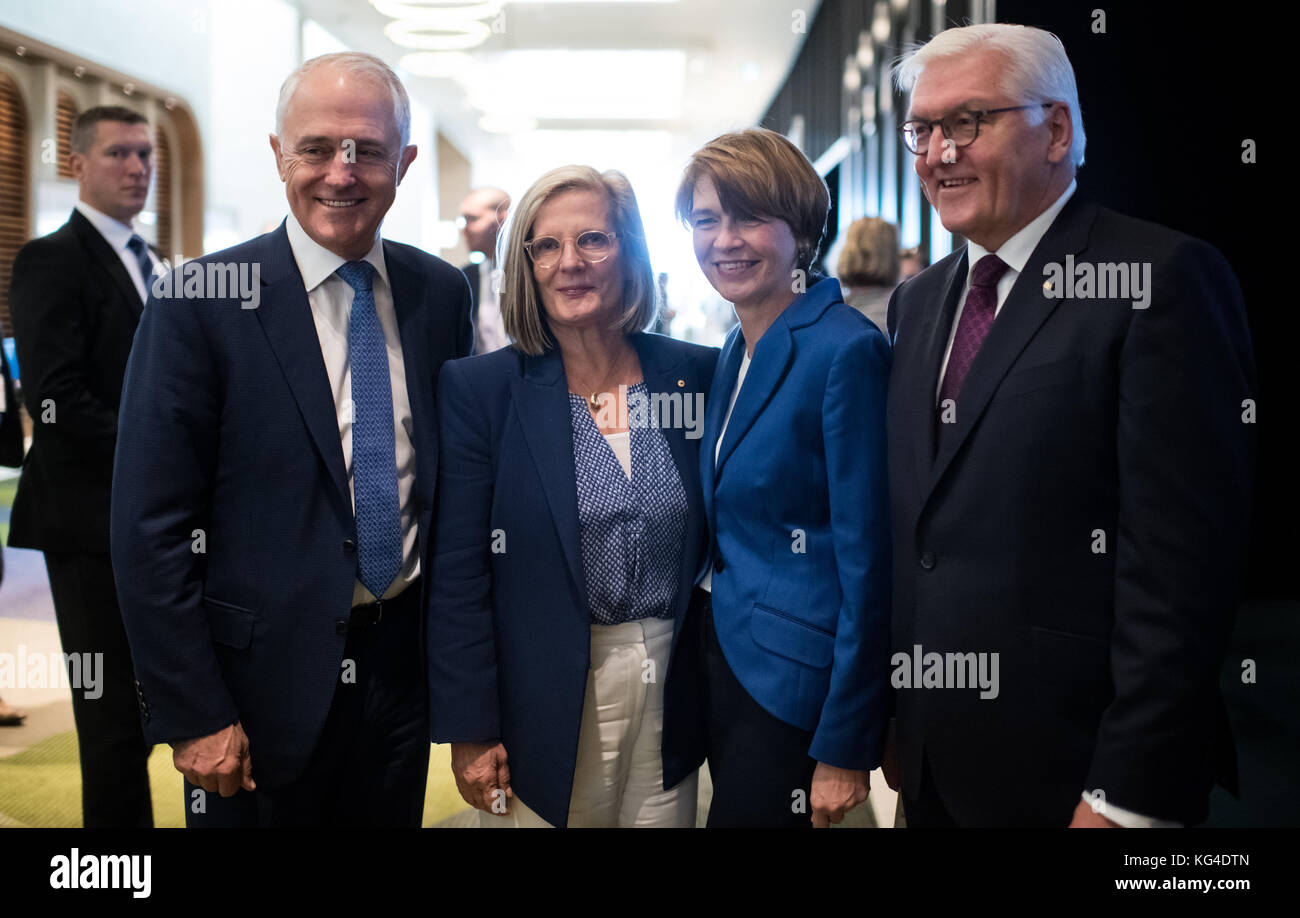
[275,52,411,148]
[893,23,1086,168]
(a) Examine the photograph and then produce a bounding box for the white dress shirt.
[935,179,1076,400]
[75,200,158,304]
[699,349,752,594]
[284,213,419,606]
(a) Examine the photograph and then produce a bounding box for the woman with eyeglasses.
[677,128,892,827]
[428,165,718,827]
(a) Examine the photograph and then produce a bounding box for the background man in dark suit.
[111,52,471,826]
[457,186,510,354]
[0,342,24,726]
[885,24,1255,827]
[7,106,159,826]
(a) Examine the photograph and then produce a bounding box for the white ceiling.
[292,0,821,183]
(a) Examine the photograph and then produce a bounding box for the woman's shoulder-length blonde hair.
[499,165,658,355]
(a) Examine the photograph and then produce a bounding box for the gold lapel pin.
[677,379,685,387]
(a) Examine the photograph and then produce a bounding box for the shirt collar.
[966,178,1077,278]
[284,211,389,293]
[76,200,136,251]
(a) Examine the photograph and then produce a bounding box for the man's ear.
[68,151,86,183]
[1046,103,1073,165]
[269,133,287,181]
[396,144,418,185]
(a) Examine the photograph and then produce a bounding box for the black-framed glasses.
[900,103,1053,155]
[522,230,620,269]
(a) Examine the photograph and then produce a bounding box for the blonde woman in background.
[836,217,900,333]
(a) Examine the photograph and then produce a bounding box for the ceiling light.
[385,18,491,51]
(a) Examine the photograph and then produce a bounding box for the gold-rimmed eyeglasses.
[522,230,620,269]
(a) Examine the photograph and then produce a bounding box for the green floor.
[0,475,16,544]
[0,731,470,827]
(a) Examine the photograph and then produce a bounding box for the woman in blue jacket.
[676,128,892,827]
[429,165,716,827]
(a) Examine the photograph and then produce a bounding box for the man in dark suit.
[1,341,25,726]
[111,52,471,826]
[7,106,160,825]
[885,24,1255,827]
[457,187,510,354]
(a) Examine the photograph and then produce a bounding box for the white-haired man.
[111,52,472,826]
[885,24,1255,827]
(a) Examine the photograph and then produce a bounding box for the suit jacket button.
[342,539,357,555]
[336,619,350,635]
[920,551,936,570]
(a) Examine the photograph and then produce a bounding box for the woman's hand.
[810,761,870,827]
[451,740,513,813]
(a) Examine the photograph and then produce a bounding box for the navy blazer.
[701,277,892,770]
[110,223,471,789]
[8,210,146,554]
[428,331,718,828]
[886,195,1256,825]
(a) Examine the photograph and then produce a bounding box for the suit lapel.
[700,326,743,532]
[910,251,968,492]
[634,333,693,512]
[252,225,351,507]
[925,196,1096,501]
[384,244,433,448]
[633,334,705,628]
[509,349,587,612]
[71,210,144,319]
[713,319,793,480]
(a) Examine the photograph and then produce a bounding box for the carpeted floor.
[0,730,472,828]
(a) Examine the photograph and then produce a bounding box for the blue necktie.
[127,235,155,302]
[337,260,403,600]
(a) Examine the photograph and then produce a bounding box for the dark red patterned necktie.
[938,254,1010,404]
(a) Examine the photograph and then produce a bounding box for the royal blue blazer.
[701,276,892,769]
[428,331,718,827]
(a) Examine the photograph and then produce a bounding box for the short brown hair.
[500,165,657,355]
[837,217,900,287]
[71,106,149,154]
[674,128,829,273]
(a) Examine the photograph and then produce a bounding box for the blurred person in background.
[837,216,900,333]
[459,187,511,354]
[677,128,892,828]
[430,165,717,827]
[0,340,23,727]
[7,106,160,824]
[652,271,676,335]
[899,246,924,282]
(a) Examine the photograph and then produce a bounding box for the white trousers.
[479,616,699,828]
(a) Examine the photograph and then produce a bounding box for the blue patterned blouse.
[568,382,688,625]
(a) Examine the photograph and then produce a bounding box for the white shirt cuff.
[1081,790,1182,828]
